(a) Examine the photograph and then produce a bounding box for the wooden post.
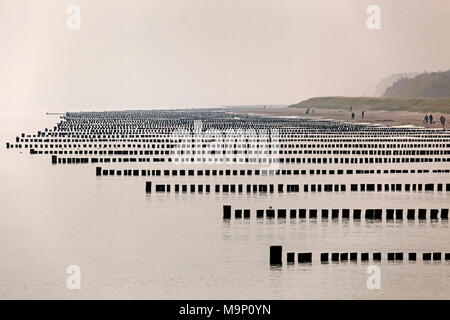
[270,245,282,265]
[223,205,231,220]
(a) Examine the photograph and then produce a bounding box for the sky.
[0,0,449,112]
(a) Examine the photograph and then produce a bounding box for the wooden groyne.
[223,206,449,221]
[270,245,450,265]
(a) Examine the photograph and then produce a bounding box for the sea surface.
[0,111,449,299]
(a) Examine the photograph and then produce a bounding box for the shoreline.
[235,107,448,128]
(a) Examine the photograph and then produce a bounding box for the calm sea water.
[0,112,449,299]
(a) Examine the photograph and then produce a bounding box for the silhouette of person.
[361,111,365,119]
[429,114,433,124]
[424,115,429,125]
[351,112,355,120]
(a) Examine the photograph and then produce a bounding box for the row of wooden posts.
[49,154,450,165]
[94,166,449,177]
[269,246,450,265]
[222,206,449,220]
[142,181,450,194]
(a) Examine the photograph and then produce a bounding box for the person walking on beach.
[429,114,433,124]
[440,115,446,127]
[361,111,365,120]
[351,112,355,120]
[424,114,429,125]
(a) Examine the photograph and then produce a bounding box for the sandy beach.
[236,107,448,128]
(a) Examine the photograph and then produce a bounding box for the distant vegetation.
[383,69,450,98]
[289,96,450,113]
[375,72,417,97]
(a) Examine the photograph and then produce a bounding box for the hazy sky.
[0,0,449,112]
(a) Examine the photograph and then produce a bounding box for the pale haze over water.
[0,1,449,111]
